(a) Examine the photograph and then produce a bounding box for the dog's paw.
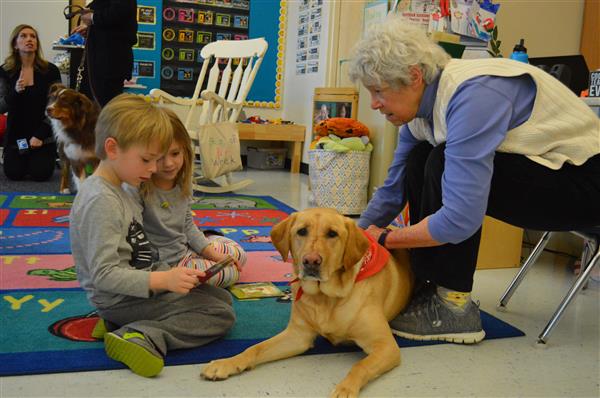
[200,359,245,381]
[60,188,71,194]
[330,383,359,398]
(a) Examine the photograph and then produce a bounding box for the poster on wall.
[130,0,162,93]
[135,32,156,50]
[127,0,286,108]
[363,0,389,34]
[138,6,157,24]
[159,0,250,98]
[296,0,322,75]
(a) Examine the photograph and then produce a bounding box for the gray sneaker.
[104,328,164,377]
[390,289,486,344]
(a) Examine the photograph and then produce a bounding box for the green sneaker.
[104,329,164,377]
[91,319,108,340]
[91,318,118,340]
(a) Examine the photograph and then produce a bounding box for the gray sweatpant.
[97,284,235,356]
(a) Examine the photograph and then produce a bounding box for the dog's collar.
[290,230,390,301]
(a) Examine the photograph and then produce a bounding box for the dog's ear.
[48,83,65,98]
[270,213,297,261]
[342,218,370,270]
[75,96,91,130]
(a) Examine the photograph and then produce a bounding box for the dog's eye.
[327,230,338,238]
[297,227,307,236]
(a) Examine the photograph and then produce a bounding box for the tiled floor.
[2,169,599,397]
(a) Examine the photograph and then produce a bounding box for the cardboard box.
[477,216,523,269]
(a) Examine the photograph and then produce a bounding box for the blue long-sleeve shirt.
[358,73,537,244]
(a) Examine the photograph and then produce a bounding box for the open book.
[229,282,284,300]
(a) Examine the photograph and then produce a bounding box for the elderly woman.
[349,19,600,344]
[1,24,61,181]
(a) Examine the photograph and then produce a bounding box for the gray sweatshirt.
[137,185,210,266]
[70,176,169,309]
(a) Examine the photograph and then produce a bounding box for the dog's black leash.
[63,5,89,92]
[63,5,85,20]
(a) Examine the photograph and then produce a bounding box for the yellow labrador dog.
[201,208,414,397]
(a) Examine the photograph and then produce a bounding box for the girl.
[139,112,246,287]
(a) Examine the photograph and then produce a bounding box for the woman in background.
[0,24,61,181]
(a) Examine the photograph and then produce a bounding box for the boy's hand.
[150,267,205,294]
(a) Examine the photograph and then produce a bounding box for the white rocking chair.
[150,37,268,193]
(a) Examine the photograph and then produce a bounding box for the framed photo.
[312,87,359,131]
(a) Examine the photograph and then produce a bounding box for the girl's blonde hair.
[95,94,173,160]
[140,111,194,200]
[3,24,49,75]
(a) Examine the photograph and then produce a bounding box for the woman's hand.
[29,137,43,148]
[80,11,93,26]
[15,77,25,93]
[365,225,387,242]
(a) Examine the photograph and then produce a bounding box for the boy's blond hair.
[140,112,194,200]
[95,94,173,159]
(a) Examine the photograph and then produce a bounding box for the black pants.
[406,142,600,292]
[90,77,124,107]
[79,64,124,107]
[2,143,57,182]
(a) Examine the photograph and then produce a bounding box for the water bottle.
[510,39,529,63]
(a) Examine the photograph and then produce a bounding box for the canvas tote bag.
[197,122,243,179]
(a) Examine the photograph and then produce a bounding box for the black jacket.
[0,63,61,147]
[87,0,138,80]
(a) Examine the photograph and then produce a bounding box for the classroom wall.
[0,0,589,172]
[279,1,331,159]
[495,0,585,58]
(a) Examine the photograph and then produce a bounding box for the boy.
[70,95,235,377]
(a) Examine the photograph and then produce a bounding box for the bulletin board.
[130,0,286,108]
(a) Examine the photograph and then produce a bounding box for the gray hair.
[348,17,450,88]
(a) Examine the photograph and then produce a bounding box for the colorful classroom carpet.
[0,192,525,376]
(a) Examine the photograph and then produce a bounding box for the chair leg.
[497,231,553,311]
[537,250,600,344]
[579,238,598,291]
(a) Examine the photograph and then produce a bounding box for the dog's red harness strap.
[292,231,390,302]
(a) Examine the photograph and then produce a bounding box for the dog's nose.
[302,253,322,267]
[302,253,322,278]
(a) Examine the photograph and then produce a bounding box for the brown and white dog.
[201,208,414,397]
[46,84,100,193]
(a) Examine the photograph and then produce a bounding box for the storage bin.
[247,147,287,169]
[308,149,371,215]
